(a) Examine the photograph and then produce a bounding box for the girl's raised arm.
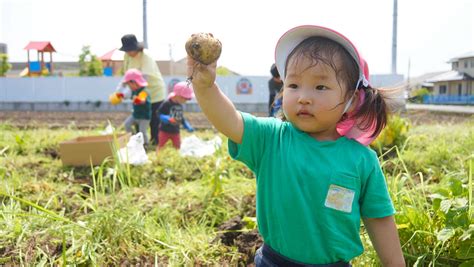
[187,56,243,144]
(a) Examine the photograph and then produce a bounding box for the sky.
[1,0,473,78]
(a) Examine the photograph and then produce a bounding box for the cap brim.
[275,25,364,83]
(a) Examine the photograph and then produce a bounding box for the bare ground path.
[0,110,472,129]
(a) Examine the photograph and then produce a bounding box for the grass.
[0,117,473,266]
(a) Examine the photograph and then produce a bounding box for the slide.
[19,67,29,77]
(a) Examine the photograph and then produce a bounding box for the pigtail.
[356,86,405,137]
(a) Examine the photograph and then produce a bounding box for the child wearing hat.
[156,81,195,152]
[187,25,405,266]
[112,68,152,145]
[120,34,167,146]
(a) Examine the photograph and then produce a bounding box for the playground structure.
[99,48,124,76]
[22,41,56,77]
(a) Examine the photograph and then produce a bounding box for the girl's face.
[126,81,140,91]
[173,95,189,104]
[282,55,354,141]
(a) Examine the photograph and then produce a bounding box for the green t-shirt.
[228,112,395,264]
[131,87,151,120]
[123,51,166,103]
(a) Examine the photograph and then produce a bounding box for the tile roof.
[425,70,473,82]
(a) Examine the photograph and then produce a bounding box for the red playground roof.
[24,42,56,52]
[100,48,124,61]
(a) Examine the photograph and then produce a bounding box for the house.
[157,58,188,76]
[423,51,474,104]
[389,71,445,92]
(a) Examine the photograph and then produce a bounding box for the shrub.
[371,114,410,154]
[0,53,12,77]
[78,46,103,77]
[409,87,430,103]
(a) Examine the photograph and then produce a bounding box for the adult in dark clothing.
[268,63,283,116]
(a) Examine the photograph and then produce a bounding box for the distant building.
[423,51,474,104]
[389,71,445,92]
[369,74,404,88]
[0,43,7,54]
[157,58,188,76]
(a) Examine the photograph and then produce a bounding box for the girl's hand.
[187,56,217,91]
[132,96,145,105]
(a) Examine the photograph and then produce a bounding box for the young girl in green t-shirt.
[187,25,405,266]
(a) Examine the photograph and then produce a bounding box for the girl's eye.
[315,85,329,90]
[288,84,298,89]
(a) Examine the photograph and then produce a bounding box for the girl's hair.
[280,37,403,137]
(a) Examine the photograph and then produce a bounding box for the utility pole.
[406,58,411,97]
[143,0,148,48]
[391,0,398,74]
[169,43,173,76]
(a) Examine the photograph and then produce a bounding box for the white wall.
[0,74,403,104]
[0,76,271,104]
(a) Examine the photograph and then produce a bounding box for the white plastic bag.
[118,132,150,165]
[100,122,115,135]
[180,135,222,157]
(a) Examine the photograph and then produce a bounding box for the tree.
[409,87,430,103]
[0,54,12,77]
[78,46,103,76]
[216,66,232,76]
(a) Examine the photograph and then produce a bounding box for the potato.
[185,33,222,65]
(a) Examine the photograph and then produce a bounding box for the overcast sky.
[1,0,473,77]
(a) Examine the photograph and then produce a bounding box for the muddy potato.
[185,33,222,65]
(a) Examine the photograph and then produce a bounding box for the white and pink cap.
[122,68,148,87]
[169,81,194,100]
[275,25,377,145]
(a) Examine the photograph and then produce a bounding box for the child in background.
[111,68,151,146]
[187,25,405,266]
[268,63,283,117]
[156,81,194,151]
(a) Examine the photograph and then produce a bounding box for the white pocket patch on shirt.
[325,184,355,213]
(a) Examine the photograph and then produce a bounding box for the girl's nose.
[297,92,312,105]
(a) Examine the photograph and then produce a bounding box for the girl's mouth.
[297,111,313,117]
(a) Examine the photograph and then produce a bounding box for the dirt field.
[0,110,472,129]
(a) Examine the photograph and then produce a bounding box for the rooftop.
[24,41,56,52]
[425,70,473,83]
[447,51,474,63]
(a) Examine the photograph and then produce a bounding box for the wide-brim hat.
[119,34,144,52]
[275,25,377,146]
